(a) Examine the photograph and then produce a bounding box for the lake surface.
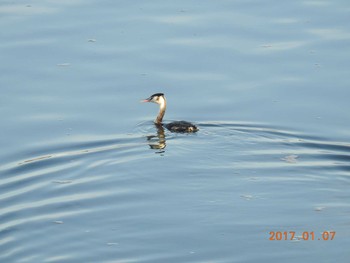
[1,1,350,262]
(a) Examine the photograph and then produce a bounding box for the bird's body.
[165,121,198,133]
[142,93,198,133]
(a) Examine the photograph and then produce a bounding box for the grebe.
[142,93,198,133]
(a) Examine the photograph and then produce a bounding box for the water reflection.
[146,124,166,152]
[2,120,350,263]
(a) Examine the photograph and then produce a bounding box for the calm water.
[1,1,350,262]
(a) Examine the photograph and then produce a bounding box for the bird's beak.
[141,97,151,103]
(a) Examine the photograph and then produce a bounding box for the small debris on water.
[281,155,298,163]
[88,38,97,42]
[53,221,64,224]
[57,63,70,67]
[249,177,259,181]
[291,236,302,242]
[18,155,52,165]
[53,180,72,184]
[314,206,325,212]
[240,194,253,200]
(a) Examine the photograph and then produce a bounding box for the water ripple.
[1,122,349,262]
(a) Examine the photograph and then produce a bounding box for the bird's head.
[141,93,165,105]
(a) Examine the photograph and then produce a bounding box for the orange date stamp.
[269,231,336,241]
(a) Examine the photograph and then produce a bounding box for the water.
[1,1,350,262]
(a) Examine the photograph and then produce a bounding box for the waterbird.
[142,93,198,133]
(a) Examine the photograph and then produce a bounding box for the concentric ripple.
[1,122,349,262]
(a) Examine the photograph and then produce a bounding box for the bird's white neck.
[155,96,166,124]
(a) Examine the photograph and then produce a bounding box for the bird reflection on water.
[146,123,166,153]
[142,93,198,153]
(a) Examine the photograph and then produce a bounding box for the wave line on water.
[0,209,91,233]
[16,142,141,166]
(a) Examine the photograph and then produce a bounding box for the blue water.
[1,1,350,262]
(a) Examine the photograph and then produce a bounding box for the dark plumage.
[165,121,199,133]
